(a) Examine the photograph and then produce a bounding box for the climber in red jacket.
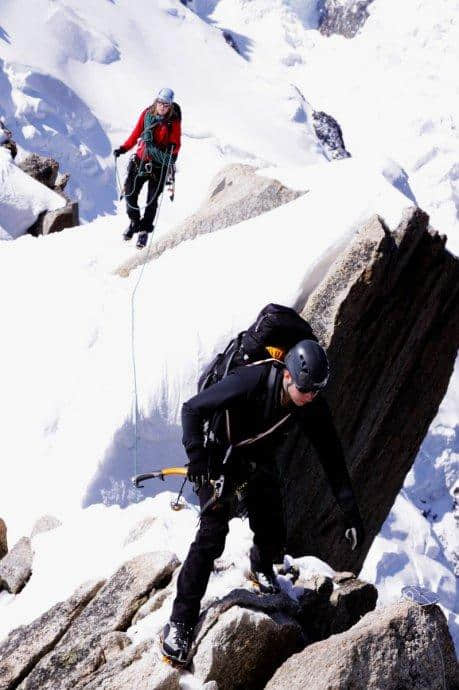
[114,87,181,249]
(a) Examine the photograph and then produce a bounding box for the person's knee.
[193,521,229,560]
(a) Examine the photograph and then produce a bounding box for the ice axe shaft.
[132,466,187,489]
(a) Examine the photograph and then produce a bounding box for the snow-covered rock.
[0,148,65,240]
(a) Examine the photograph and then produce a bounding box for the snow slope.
[195,0,459,254]
[0,0,324,222]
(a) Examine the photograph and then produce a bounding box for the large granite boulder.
[116,163,304,276]
[266,600,459,689]
[319,0,375,39]
[0,580,104,690]
[284,208,459,572]
[0,537,33,594]
[11,551,179,689]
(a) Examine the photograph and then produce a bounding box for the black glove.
[113,146,126,158]
[344,521,365,551]
[186,458,209,491]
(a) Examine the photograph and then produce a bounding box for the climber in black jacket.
[161,340,364,664]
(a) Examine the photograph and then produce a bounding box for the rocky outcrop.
[0,537,33,594]
[284,208,459,572]
[193,604,303,689]
[266,601,459,689]
[297,573,377,641]
[0,552,379,689]
[319,0,375,39]
[115,164,304,276]
[18,154,60,190]
[0,580,103,690]
[30,515,62,540]
[313,110,351,160]
[27,202,79,236]
[17,153,79,236]
[0,519,7,560]
[6,551,179,690]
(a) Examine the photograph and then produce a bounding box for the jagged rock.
[132,570,180,624]
[54,173,70,193]
[266,601,459,689]
[329,578,378,634]
[30,515,62,539]
[75,639,180,690]
[18,154,59,189]
[28,202,79,236]
[319,0,375,39]
[0,580,103,690]
[284,208,459,572]
[0,519,7,560]
[222,30,240,55]
[18,551,180,689]
[313,110,351,160]
[0,537,33,594]
[115,164,304,276]
[193,600,304,689]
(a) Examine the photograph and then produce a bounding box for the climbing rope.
[114,122,174,486]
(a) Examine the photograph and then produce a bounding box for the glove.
[186,458,209,491]
[344,522,365,551]
[113,146,126,158]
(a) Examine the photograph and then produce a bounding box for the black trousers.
[171,463,285,626]
[124,156,166,232]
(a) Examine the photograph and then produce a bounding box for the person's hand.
[113,146,126,158]
[186,459,209,491]
[345,522,365,551]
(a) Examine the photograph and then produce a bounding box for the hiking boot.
[136,231,148,249]
[161,620,194,664]
[123,221,138,241]
[249,568,281,594]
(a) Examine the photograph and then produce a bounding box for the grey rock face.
[319,0,375,39]
[30,515,62,540]
[18,154,59,189]
[193,604,304,689]
[0,519,7,560]
[75,639,180,690]
[313,110,351,160]
[284,208,459,572]
[18,551,180,689]
[297,575,377,641]
[116,164,304,277]
[28,202,79,236]
[0,580,103,690]
[266,601,459,689]
[0,537,33,594]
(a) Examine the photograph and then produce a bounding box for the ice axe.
[131,466,188,511]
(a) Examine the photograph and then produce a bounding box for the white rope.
[127,149,173,480]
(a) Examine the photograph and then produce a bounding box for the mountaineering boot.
[161,620,194,664]
[249,568,281,594]
[136,231,148,249]
[123,220,138,241]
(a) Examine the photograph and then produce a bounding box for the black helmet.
[284,340,329,393]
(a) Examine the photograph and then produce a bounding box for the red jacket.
[122,106,181,161]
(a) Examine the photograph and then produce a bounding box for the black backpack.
[198,303,316,393]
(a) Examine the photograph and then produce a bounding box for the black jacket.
[182,362,362,525]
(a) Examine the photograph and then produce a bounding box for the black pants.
[171,463,285,626]
[124,156,166,233]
